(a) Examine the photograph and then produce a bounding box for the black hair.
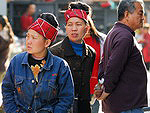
[25,2,36,13]
[68,1,91,16]
[88,19,104,43]
[0,15,6,28]
[117,0,144,21]
[27,2,35,8]
[39,13,59,28]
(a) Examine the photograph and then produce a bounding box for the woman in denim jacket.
[2,13,74,113]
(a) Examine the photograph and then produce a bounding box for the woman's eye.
[67,24,72,26]
[77,24,82,26]
[26,35,29,39]
[32,35,38,39]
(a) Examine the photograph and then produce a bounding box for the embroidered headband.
[28,18,58,42]
[64,9,88,23]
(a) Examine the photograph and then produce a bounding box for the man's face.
[66,17,87,44]
[127,2,144,31]
[28,4,36,15]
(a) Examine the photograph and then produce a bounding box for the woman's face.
[26,29,49,58]
[66,17,87,44]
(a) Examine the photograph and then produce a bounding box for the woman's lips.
[71,33,78,38]
[27,46,32,50]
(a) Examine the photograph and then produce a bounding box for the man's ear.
[124,10,129,18]
[45,39,52,48]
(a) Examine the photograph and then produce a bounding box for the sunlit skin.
[66,17,88,44]
[26,29,51,59]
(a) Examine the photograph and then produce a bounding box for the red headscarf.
[28,18,58,42]
[64,9,88,23]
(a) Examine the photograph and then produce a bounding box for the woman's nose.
[72,24,77,31]
[26,37,32,44]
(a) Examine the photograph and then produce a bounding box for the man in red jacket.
[142,23,150,70]
[20,3,36,36]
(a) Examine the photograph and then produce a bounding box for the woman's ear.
[86,25,90,33]
[85,25,90,34]
[45,39,52,48]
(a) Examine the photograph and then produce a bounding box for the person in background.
[49,1,96,113]
[95,0,148,113]
[20,2,36,37]
[2,13,74,113]
[140,23,150,71]
[135,28,143,42]
[0,15,14,77]
[83,7,106,113]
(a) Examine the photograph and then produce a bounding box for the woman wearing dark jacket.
[50,2,95,113]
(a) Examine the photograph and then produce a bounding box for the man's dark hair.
[26,2,36,11]
[117,0,144,21]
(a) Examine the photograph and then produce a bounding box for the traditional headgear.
[64,9,87,23]
[28,18,58,42]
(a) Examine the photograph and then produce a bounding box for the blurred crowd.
[135,23,150,71]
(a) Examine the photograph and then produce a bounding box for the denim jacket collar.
[21,50,53,70]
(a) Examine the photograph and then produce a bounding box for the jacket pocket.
[14,77,26,104]
[48,81,57,99]
[15,77,24,94]
[39,80,57,101]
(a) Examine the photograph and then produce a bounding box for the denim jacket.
[2,51,74,113]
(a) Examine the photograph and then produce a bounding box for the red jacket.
[142,33,150,62]
[21,13,34,32]
[84,33,105,94]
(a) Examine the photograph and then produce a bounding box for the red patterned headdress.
[64,9,88,23]
[28,18,58,42]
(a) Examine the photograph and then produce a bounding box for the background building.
[7,0,150,37]
[0,0,7,15]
